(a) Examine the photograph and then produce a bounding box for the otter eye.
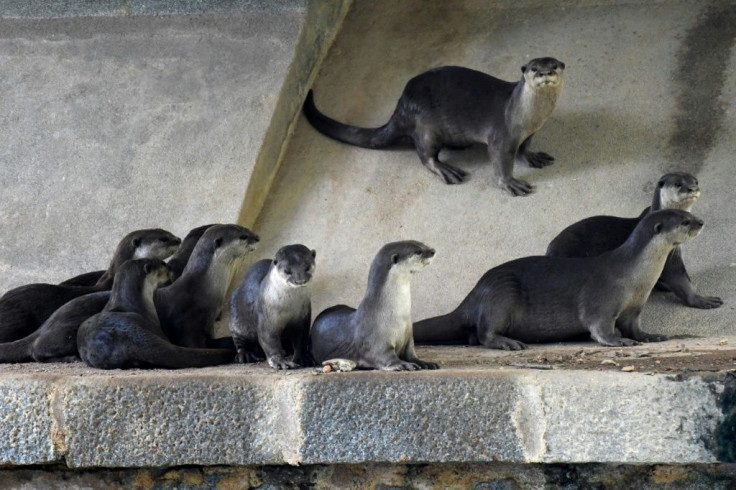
[658,181,665,188]
[284,269,292,275]
[160,237,169,243]
[551,65,558,70]
[531,67,538,72]
[414,250,422,256]
[683,220,690,226]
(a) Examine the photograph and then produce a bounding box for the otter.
[3,225,217,364]
[155,224,260,348]
[61,224,215,287]
[0,228,180,343]
[229,244,315,370]
[310,241,439,370]
[303,57,564,195]
[78,259,234,369]
[414,210,704,349]
[546,172,722,309]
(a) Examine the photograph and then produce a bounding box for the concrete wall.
[0,0,350,291]
[253,0,736,338]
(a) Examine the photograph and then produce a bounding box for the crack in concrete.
[667,2,736,174]
[511,376,547,462]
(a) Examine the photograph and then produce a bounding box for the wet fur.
[303,58,564,196]
[414,211,703,349]
[155,224,259,348]
[310,241,439,371]
[0,229,180,343]
[546,172,722,309]
[229,245,315,370]
[78,259,234,369]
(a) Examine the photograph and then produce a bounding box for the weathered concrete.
[0,338,734,468]
[253,0,736,338]
[0,0,350,295]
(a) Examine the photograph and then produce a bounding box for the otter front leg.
[518,134,555,168]
[415,134,467,184]
[257,322,299,370]
[589,320,639,347]
[660,248,723,309]
[617,310,667,343]
[402,338,439,369]
[489,140,533,196]
[289,319,315,367]
[233,335,263,364]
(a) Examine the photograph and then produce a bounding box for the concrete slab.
[0,338,733,468]
[0,0,351,295]
[253,0,736,339]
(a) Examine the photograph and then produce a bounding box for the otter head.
[648,210,704,247]
[655,172,700,212]
[272,244,316,288]
[141,259,175,288]
[204,224,260,262]
[116,258,174,290]
[385,240,436,274]
[522,57,565,89]
[120,228,181,262]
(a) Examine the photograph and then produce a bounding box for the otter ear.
[273,259,278,266]
[654,222,663,234]
[658,180,665,188]
[214,237,223,249]
[311,249,316,259]
[143,262,151,275]
[391,254,400,265]
[132,238,141,248]
[521,64,527,73]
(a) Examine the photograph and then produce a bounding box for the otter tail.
[303,90,402,149]
[413,310,472,345]
[0,331,39,363]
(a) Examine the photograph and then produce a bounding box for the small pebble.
[601,359,618,366]
[719,339,729,346]
[621,366,635,372]
[323,365,333,373]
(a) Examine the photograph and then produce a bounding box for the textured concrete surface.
[0,338,734,468]
[254,0,736,338]
[0,0,350,294]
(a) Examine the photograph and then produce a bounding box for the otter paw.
[525,151,555,168]
[268,357,300,370]
[415,360,440,370]
[236,351,263,364]
[502,178,533,196]
[486,337,527,350]
[638,334,668,343]
[436,162,467,185]
[618,337,640,347]
[382,361,421,371]
[686,294,723,309]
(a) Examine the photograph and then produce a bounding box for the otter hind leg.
[233,335,264,364]
[402,338,439,370]
[474,277,528,351]
[616,310,667,343]
[414,135,467,184]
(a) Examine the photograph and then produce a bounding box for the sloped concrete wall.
[253,0,736,338]
[0,0,350,291]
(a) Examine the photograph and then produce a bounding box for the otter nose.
[687,185,698,192]
[425,248,436,258]
[694,218,704,228]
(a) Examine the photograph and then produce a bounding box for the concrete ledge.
[1,340,734,468]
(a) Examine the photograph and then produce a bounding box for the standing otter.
[303,57,564,195]
[0,225,218,364]
[229,244,316,370]
[546,172,722,309]
[0,228,180,343]
[155,224,260,348]
[310,241,439,371]
[78,259,234,369]
[414,210,704,349]
[61,224,215,287]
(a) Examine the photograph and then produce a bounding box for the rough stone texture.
[0,348,732,468]
[0,0,351,295]
[253,0,736,338]
[298,371,526,464]
[0,376,59,465]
